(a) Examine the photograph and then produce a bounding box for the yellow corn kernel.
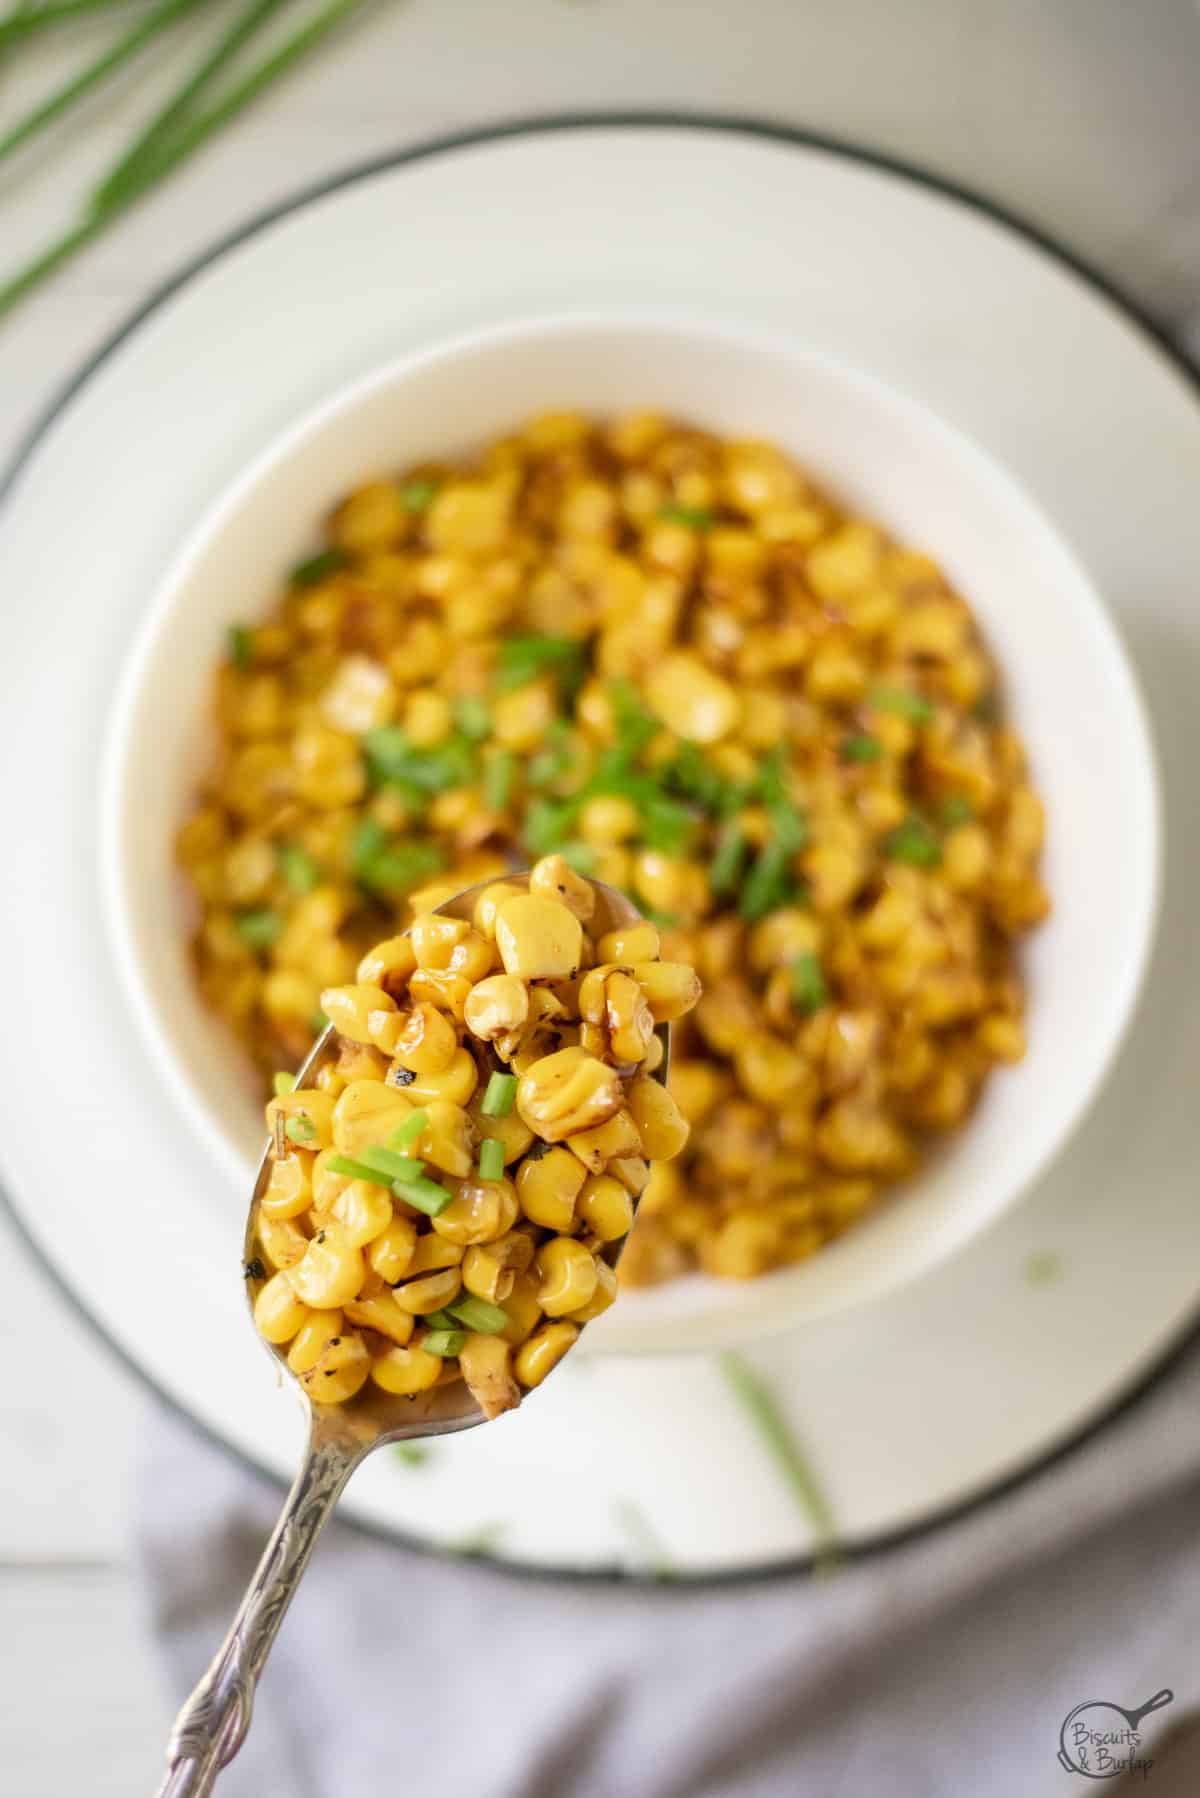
[492,681,558,752]
[517,1046,623,1142]
[287,1226,364,1309]
[576,1173,634,1242]
[404,1233,465,1276]
[472,879,526,939]
[387,1002,457,1074]
[568,1257,617,1322]
[344,1295,415,1347]
[469,1095,534,1167]
[332,1080,415,1156]
[320,982,396,1046]
[265,1088,335,1153]
[632,851,709,922]
[608,1154,651,1196]
[355,933,416,994]
[407,968,475,1023]
[495,894,583,981]
[566,1107,644,1175]
[702,1211,784,1279]
[747,908,822,971]
[287,1308,344,1374]
[302,1329,369,1403]
[514,1321,579,1388]
[409,914,470,971]
[595,921,660,964]
[371,1342,443,1395]
[626,1078,689,1161]
[516,1146,587,1230]
[464,974,529,1042]
[499,1272,543,1346]
[292,724,366,809]
[332,481,408,551]
[391,1265,463,1316]
[256,1213,309,1272]
[432,1176,519,1246]
[578,965,655,1064]
[942,824,990,890]
[367,1216,418,1284]
[529,852,596,922]
[579,795,640,846]
[816,1098,912,1173]
[405,1098,472,1180]
[401,687,453,748]
[976,1012,1026,1063]
[462,1246,516,1305]
[320,655,396,735]
[260,1151,314,1220]
[736,1035,811,1106]
[397,1046,478,1107]
[253,1271,309,1344]
[329,1179,393,1248]
[427,479,512,554]
[536,1237,598,1316]
[459,1333,520,1419]
[631,961,702,1023]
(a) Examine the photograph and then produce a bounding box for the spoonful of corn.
[156,856,700,1797]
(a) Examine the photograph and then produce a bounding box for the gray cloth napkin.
[138,1331,1200,1798]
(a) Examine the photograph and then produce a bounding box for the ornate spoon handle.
[156,1424,361,1798]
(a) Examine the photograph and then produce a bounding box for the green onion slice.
[399,479,437,513]
[421,1328,467,1357]
[278,842,319,893]
[272,1071,296,1096]
[290,546,348,588]
[657,503,715,530]
[477,1139,506,1183]
[481,1072,517,1118]
[227,623,253,670]
[234,907,281,950]
[284,1114,316,1146]
[483,749,515,814]
[448,1296,508,1334]
[387,1109,429,1149]
[453,694,491,741]
[885,815,942,867]
[841,733,883,763]
[869,685,934,723]
[392,1176,452,1217]
[789,951,827,1015]
[355,1144,427,1184]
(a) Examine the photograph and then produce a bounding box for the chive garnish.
[481,1072,518,1118]
[453,694,492,741]
[558,840,598,876]
[348,817,445,897]
[885,815,942,867]
[399,479,438,513]
[869,685,934,724]
[290,546,348,588]
[789,951,827,1015]
[709,822,748,897]
[387,1110,429,1149]
[361,727,477,795]
[657,503,715,530]
[484,750,515,814]
[720,1352,837,1555]
[272,1071,296,1097]
[394,1443,430,1466]
[494,634,589,699]
[448,1296,508,1334]
[327,1153,392,1186]
[941,794,974,828]
[422,1328,467,1357]
[234,907,282,950]
[478,1139,505,1183]
[841,733,883,763]
[738,843,795,923]
[278,842,319,894]
[392,1176,452,1218]
[422,1310,459,1330]
[284,1114,316,1146]
[354,1144,427,1184]
[227,623,253,671]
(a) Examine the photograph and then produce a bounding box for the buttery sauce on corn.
[181,411,1048,1288]
[247,863,697,1412]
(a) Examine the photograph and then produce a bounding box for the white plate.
[2,118,1199,1578]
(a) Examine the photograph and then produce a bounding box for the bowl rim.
[98,305,1164,1354]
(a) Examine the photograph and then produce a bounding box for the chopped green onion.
[708,822,748,897]
[448,1296,508,1334]
[495,634,589,699]
[227,623,253,671]
[278,841,319,894]
[557,840,597,876]
[478,1139,505,1183]
[522,795,576,856]
[422,1328,467,1357]
[355,1144,428,1184]
[720,1352,837,1554]
[394,1442,430,1466]
[661,741,741,815]
[327,1153,391,1185]
[310,1009,329,1036]
[526,726,576,789]
[361,726,477,795]
[484,750,515,814]
[635,901,680,930]
[387,1110,429,1149]
[638,791,699,856]
[284,1114,316,1146]
[941,794,974,828]
[869,685,934,724]
[607,678,661,760]
[272,1071,296,1096]
[738,843,795,923]
[399,479,438,513]
[392,1175,452,1217]
[349,817,445,897]
[454,694,492,741]
[481,1072,518,1118]
[789,951,827,1015]
[422,1309,459,1330]
[234,907,282,950]
[841,733,883,763]
[885,815,942,867]
[657,503,715,530]
[290,546,348,588]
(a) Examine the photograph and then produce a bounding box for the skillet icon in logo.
[1058,1689,1174,1780]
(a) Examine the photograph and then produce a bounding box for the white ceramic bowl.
[100,314,1160,1355]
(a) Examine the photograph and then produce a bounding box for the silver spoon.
[157,874,662,1797]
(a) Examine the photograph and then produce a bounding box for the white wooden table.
[3,3,1199,1791]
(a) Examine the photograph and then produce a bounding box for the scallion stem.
[720,1352,837,1554]
[0,0,150,49]
[480,1072,517,1119]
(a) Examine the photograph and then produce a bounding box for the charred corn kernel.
[529,853,596,922]
[596,921,661,964]
[536,1237,598,1316]
[253,1272,309,1343]
[494,894,583,981]
[261,1151,314,1220]
[631,961,702,1023]
[432,1176,519,1245]
[319,982,395,1045]
[576,1173,634,1241]
[516,1146,587,1230]
[499,1272,543,1346]
[462,1245,516,1305]
[332,1081,415,1156]
[566,1107,643,1175]
[257,1214,308,1271]
[404,1233,465,1276]
[579,795,640,845]
[371,1342,442,1394]
[397,1046,478,1107]
[517,1047,623,1141]
[265,1088,335,1152]
[344,1295,415,1347]
[407,968,475,1023]
[626,1078,689,1160]
[329,1179,393,1247]
[356,933,416,993]
[514,1321,578,1387]
[287,1308,344,1374]
[391,1265,463,1316]
[464,974,529,1041]
[288,1227,364,1309]
[578,965,655,1063]
[568,1257,617,1322]
[388,1002,457,1074]
[367,1216,418,1284]
[460,1334,520,1419]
